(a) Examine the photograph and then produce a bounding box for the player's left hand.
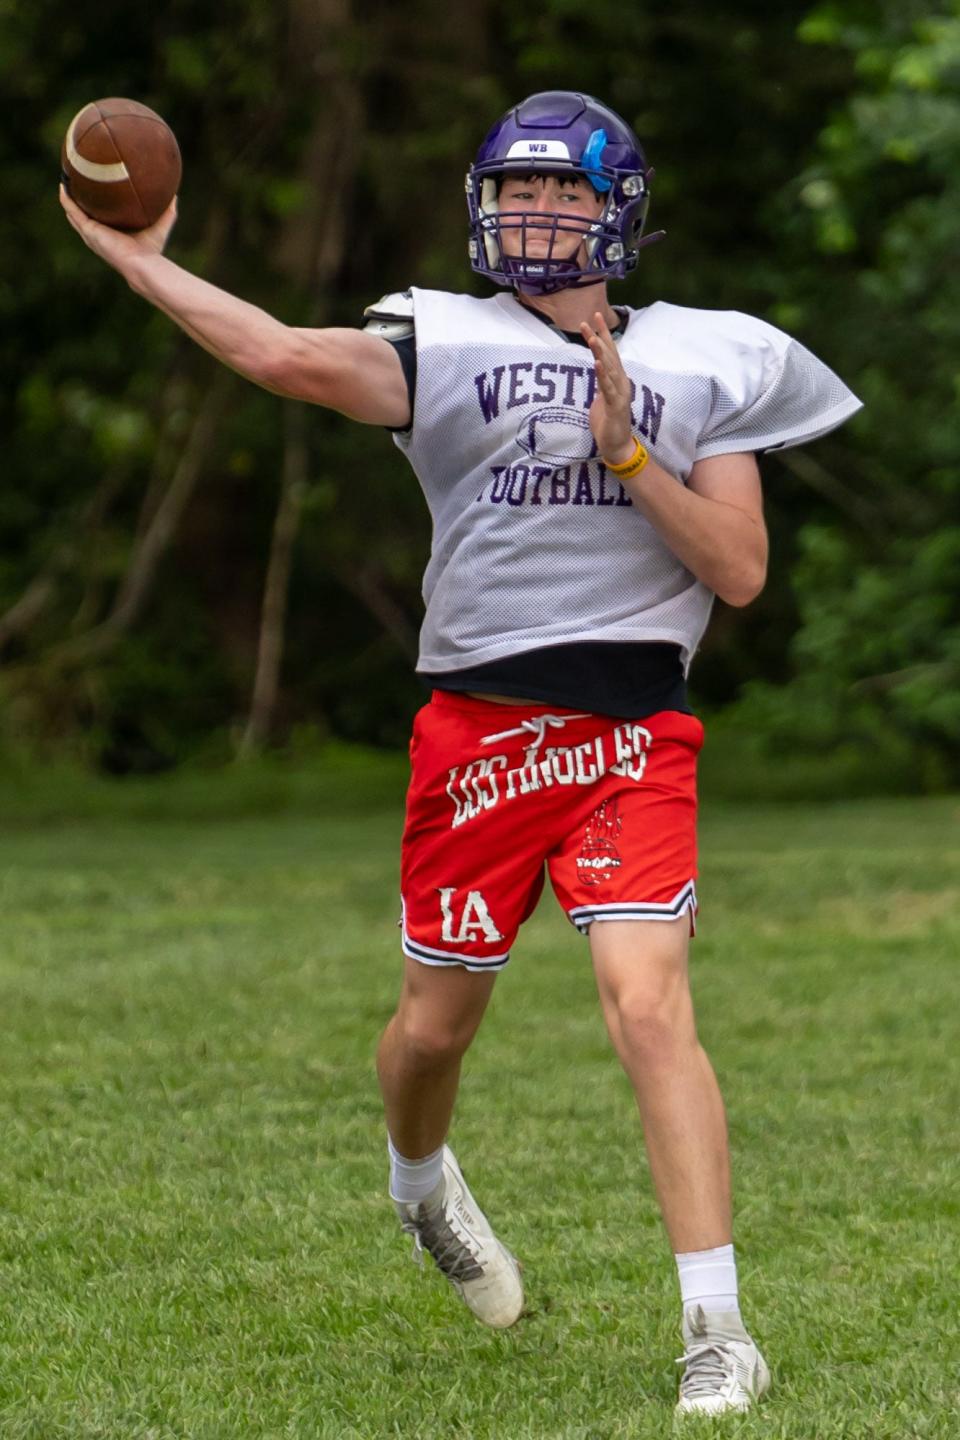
[579,311,635,467]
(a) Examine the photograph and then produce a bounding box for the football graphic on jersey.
[516,406,598,463]
[576,798,624,887]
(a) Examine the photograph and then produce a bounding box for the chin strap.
[513,276,608,299]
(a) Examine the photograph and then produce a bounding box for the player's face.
[497,174,605,264]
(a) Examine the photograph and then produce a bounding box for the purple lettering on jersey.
[572,465,595,505]
[584,368,598,409]
[474,366,506,423]
[639,385,666,443]
[530,466,551,505]
[507,362,533,409]
[532,362,558,404]
[557,363,582,407]
[488,466,509,502]
[483,461,633,508]
[505,464,528,505]
[548,466,571,504]
[596,467,616,505]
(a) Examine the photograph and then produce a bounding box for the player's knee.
[398,1009,474,1069]
[613,983,696,1062]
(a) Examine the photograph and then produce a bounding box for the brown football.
[61,98,182,231]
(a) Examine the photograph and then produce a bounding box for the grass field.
[0,774,958,1438]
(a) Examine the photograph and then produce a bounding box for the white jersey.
[365,287,861,674]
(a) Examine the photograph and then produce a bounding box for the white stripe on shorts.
[401,927,511,973]
[568,880,698,935]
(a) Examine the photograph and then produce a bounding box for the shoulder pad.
[362,290,414,340]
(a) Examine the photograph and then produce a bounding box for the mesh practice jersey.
[368,287,862,675]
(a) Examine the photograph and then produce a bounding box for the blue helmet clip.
[580,128,612,192]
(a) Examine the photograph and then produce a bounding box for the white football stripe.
[65,108,130,184]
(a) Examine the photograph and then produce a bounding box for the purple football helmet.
[466,91,660,294]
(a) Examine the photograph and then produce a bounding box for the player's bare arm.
[582,310,767,608]
[59,185,410,429]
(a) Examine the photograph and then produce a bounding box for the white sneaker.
[675,1306,770,1416]
[394,1145,524,1328]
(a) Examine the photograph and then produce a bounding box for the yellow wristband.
[603,436,649,479]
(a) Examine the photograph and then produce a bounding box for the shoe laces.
[676,1340,739,1400]
[401,1203,484,1283]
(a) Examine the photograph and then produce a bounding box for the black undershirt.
[385,302,690,720]
[423,641,688,718]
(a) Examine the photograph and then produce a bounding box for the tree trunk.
[239,0,363,753]
[0,459,134,657]
[0,573,59,654]
[238,403,308,756]
[333,559,420,663]
[45,368,235,667]
[775,448,890,536]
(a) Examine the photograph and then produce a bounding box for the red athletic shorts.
[400,691,704,972]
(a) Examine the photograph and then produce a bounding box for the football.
[61,98,181,231]
[516,406,598,463]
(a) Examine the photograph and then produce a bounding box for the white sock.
[675,1243,741,1316]
[387,1137,444,1205]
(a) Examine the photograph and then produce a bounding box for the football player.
[61,89,861,1416]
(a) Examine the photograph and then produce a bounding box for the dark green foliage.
[728,3,960,785]
[0,0,955,785]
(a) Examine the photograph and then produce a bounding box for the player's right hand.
[60,185,178,271]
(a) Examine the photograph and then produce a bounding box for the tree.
[729,3,960,786]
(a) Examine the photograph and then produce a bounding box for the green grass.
[0,782,958,1438]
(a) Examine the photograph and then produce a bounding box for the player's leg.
[376,953,496,1164]
[589,916,729,1250]
[548,713,727,1245]
[546,709,768,1410]
[378,954,524,1329]
[590,916,768,1414]
[384,692,554,1327]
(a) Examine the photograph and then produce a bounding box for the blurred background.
[1,0,957,794]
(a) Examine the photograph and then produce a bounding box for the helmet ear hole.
[583,193,615,263]
[479,176,502,267]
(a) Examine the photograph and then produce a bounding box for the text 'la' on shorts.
[399,690,704,973]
